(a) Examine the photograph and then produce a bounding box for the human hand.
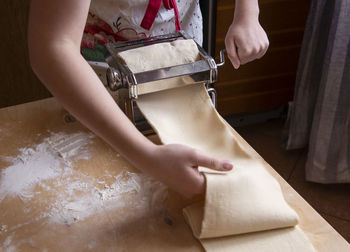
[225,14,269,69]
[142,144,233,198]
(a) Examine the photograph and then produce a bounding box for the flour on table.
[47,131,94,161]
[46,170,167,225]
[0,131,94,201]
[0,225,7,234]
[2,234,15,252]
[0,130,168,249]
[87,240,97,250]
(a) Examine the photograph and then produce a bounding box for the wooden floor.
[230,118,350,243]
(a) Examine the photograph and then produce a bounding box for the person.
[28,0,269,198]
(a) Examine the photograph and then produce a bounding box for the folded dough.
[118,40,315,251]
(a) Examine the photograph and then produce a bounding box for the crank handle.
[216,49,226,67]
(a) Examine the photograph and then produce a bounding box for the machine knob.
[106,67,123,91]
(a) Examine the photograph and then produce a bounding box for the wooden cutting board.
[0,98,348,251]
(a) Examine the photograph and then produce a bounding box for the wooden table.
[0,98,348,251]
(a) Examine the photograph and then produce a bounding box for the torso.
[82,0,203,59]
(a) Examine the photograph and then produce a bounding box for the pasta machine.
[103,30,226,134]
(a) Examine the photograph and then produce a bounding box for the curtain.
[283,0,350,183]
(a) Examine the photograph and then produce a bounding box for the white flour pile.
[0,131,168,229]
[0,131,94,201]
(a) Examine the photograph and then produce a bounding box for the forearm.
[29,43,155,167]
[28,0,156,168]
[234,0,260,20]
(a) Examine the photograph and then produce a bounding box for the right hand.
[141,144,233,198]
[225,16,269,69]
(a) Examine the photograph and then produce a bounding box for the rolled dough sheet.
[117,39,200,73]
[118,40,315,251]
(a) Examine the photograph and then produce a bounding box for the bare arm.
[28,0,154,163]
[28,0,232,198]
[225,0,269,69]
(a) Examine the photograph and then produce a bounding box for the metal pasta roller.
[104,30,226,134]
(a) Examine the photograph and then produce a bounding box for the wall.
[0,1,51,109]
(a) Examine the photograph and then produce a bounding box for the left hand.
[225,15,269,69]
